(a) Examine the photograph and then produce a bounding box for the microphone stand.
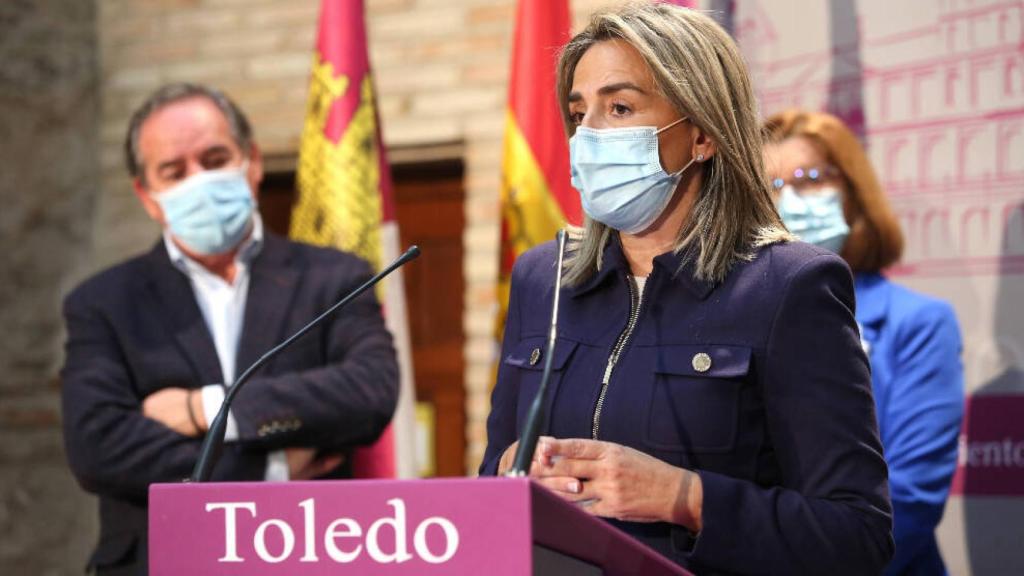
[507,229,567,477]
[190,245,421,482]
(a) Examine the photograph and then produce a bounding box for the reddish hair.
[764,109,903,272]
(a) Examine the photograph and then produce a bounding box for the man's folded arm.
[228,265,400,451]
[61,296,201,503]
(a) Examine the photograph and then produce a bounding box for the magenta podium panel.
[149,476,690,575]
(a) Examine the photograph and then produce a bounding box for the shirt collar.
[163,213,264,276]
[570,232,717,300]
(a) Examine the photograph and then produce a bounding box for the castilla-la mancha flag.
[498,0,580,335]
[290,0,417,478]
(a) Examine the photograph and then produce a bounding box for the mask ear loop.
[654,116,689,135]
[669,155,697,178]
[657,116,698,177]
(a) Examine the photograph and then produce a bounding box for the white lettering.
[413,516,460,564]
[324,518,363,563]
[254,519,295,563]
[203,497,462,565]
[366,498,413,564]
[962,438,1024,468]
[982,442,1002,466]
[206,501,257,562]
[299,498,318,562]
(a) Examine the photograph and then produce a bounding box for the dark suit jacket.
[481,236,894,575]
[61,234,399,575]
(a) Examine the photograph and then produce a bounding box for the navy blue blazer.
[481,237,894,575]
[856,273,963,576]
[61,234,399,574]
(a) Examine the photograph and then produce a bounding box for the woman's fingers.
[533,475,586,496]
[538,437,607,461]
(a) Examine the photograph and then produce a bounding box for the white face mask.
[569,117,693,234]
[776,185,850,253]
[153,162,255,255]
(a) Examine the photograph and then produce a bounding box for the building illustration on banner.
[744,0,1024,277]
[735,1,1024,573]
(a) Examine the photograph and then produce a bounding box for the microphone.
[507,229,567,477]
[190,245,422,482]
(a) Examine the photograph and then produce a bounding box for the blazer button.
[529,348,541,366]
[692,352,712,373]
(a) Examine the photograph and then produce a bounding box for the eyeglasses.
[770,165,841,194]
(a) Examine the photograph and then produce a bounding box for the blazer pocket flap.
[655,345,751,378]
[503,338,579,371]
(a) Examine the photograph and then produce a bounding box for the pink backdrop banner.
[951,394,1024,496]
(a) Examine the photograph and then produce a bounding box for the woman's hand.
[496,436,582,491]
[496,440,520,475]
[533,437,703,532]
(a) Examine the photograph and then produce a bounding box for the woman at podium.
[480,3,894,575]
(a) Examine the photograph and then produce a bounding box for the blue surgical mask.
[570,117,694,234]
[776,185,850,253]
[153,162,255,255]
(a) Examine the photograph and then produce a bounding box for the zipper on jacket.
[592,273,645,439]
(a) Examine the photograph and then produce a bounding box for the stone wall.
[0,0,101,573]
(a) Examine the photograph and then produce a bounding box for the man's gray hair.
[124,82,253,181]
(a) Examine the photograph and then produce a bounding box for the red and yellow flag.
[291,0,418,478]
[498,0,579,334]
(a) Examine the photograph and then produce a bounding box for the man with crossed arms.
[61,83,399,575]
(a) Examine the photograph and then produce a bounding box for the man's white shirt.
[163,214,289,481]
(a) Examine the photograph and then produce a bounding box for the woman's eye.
[570,112,585,125]
[611,103,631,116]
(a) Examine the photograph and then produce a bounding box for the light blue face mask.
[570,117,694,234]
[776,184,850,253]
[153,162,255,255]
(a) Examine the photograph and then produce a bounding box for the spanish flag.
[291,0,418,478]
[498,0,579,338]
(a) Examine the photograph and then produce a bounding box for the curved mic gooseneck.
[190,245,421,482]
[507,229,567,477]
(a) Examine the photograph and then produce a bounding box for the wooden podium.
[149,476,691,575]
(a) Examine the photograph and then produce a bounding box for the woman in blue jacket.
[764,109,965,575]
[480,4,894,574]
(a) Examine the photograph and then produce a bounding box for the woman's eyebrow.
[568,81,649,103]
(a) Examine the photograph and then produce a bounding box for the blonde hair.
[764,109,904,272]
[558,2,791,286]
